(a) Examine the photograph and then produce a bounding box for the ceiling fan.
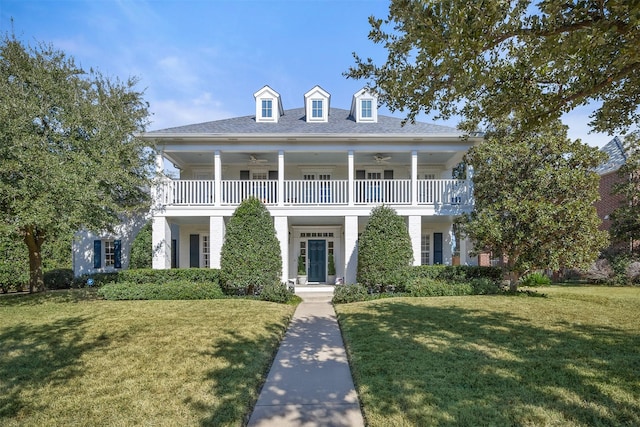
[374,154,391,164]
[249,154,268,164]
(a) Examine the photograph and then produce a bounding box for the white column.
[274,216,289,282]
[152,216,171,269]
[155,152,164,174]
[411,150,418,206]
[348,150,354,206]
[278,150,285,206]
[408,215,422,266]
[214,150,221,206]
[344,216,358,283]
[209,216,225,269]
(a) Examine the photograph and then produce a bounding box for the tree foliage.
[0,35,154,292]
[347,0,640,134]
[220,197,282,294]
[610,132,640,253]
[459,121,609,289]
[129,221,153,269]
[357,205,413,291]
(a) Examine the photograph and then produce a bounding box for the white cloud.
[148,92,233,130]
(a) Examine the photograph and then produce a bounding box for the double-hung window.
[312,100,323,118]
[261,99,272,118]
[361,99,372,118]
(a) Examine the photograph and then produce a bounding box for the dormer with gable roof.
[254,85,284,123]
[350,87,378,123]
[303,85,330,123]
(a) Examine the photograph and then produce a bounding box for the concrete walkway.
[247,289,365,427]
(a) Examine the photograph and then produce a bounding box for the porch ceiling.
[165,150,461,169]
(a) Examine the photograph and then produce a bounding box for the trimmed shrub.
[470,277,502,295]
[119,268,220,284]
[332,284,370,304]
[44,268,74,289]
[258,282,295,303]
[519,272,551,287]
[357,206,413,292]
[129,221,152,269]
[220,198,282,295]
[98,280,224,300]
[72,272,120,288]
[411,265,503,282]
[407,278,474,297]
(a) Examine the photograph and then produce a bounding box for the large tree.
[0,35,154,292]
[610,133,640,253]
[347,0,640,134]
[459,120,609,290]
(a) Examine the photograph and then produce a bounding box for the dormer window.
[253,85,283,123]
[351,88,378,123]
[304,85,330,122]
[312,100,323,118]
[361,99,372,118]
[262,99,273,118]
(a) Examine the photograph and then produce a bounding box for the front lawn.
[0,290,295,426]
[336,286,640,426]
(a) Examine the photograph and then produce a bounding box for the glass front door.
[308,239,326,283]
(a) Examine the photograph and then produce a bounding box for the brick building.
[594,137,627,232]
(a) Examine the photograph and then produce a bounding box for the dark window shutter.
[384,170,394,179]
[93,240,102,269]
[240,170,250,180]
[268,170,278,180]
[355,170,365,179]
[114,240,122,269]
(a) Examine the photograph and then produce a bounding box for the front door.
[433,233,443,265]
[308,239,326,283]
[189,234,199,268]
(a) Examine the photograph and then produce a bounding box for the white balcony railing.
[354,179,412,204]
[417,179,471,205]
[156,178,472,207]
[222,180,278,205]
[284,180,348,204]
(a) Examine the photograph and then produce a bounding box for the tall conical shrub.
[220,197,282,294]
[357,205,413,291]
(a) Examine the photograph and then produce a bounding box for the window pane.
[361,99,372,118]
[262,99,272,118]
[312,100,323,118]
[105,240,115,267]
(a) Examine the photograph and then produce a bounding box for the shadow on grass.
[338,302,640,426]
[188,322,290,426]
[0,289,100,307]
[0,315,109,420]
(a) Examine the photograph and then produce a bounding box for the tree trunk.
[23,225,46,293]
[508,270,520,292]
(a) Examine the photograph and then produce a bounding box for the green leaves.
[460,121,609,280]
[0,34,154,291]
[347,0,640,134]
[357,205,413,291]
[220,198,282,294]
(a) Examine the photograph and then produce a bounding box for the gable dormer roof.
[350,87,378,123]
[253,85,284,123]
[303,85,330,123]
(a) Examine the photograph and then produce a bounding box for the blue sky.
[1,0,614,147]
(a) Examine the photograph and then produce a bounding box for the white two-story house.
[135,85,481,284]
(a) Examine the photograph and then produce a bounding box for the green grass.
[335,286,640,426]
[0,289,295,426]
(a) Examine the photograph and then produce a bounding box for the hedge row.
[411,265,503,282]
[98,280,225,300]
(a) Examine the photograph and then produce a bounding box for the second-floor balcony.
[156,178,473,208]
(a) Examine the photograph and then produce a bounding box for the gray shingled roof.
[146,107,463,136]
[596,136,627,175]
